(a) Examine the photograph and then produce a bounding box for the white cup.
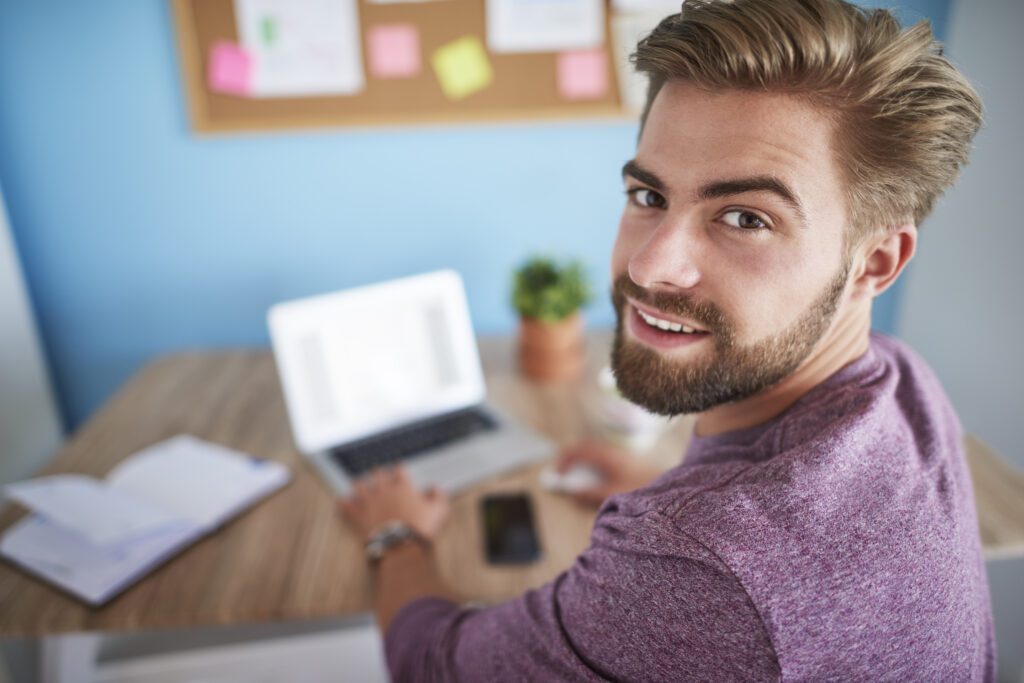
[586,367,671,452]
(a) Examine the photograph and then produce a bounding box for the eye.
[626,188,667,209]
[720,209,770,231]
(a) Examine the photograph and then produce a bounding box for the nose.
[627,215,702,291]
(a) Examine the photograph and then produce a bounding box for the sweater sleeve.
[384,503,779,682]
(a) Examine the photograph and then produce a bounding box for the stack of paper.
[0,435,290,605]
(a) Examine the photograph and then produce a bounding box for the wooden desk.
[2,332,1020,639]
[964,434,1024,560]
[0,331,693,637]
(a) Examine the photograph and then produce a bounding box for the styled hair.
[633,0,983,237]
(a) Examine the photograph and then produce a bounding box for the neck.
[693,303,872,438]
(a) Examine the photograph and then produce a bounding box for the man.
[339,0,994,679]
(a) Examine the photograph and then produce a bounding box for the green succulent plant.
[511,257,591,323]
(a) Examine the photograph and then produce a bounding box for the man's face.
[611,81,853,415]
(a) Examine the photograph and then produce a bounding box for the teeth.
[637,308,701,334]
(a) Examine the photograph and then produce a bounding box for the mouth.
[626,301,711,350]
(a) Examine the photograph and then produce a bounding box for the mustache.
[611,273,729,334]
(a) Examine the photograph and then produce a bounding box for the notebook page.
[105,435,289,529]
[5,475,186,546]
[0,515,199,605]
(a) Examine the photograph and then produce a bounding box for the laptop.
[267,270,553,495]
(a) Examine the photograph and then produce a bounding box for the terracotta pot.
[518,312,585,382]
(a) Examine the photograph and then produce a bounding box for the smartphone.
[481,493,542,565]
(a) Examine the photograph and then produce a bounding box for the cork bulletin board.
[171,0,631,133]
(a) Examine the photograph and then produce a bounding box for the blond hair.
[633,0,982,237]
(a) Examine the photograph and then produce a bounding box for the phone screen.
[481,493,542,565]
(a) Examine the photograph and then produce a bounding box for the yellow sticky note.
[431,36,494,100]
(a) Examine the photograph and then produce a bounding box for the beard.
[610,262,850,416]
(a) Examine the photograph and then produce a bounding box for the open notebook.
[0,435,290,605]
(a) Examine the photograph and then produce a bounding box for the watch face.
[366,524,416,562]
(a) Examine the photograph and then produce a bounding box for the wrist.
[376,536,429,569]
[364,520,430,564]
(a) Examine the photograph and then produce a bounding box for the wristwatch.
[364,521,427,564]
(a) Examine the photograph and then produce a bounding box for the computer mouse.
[539,464,603,493]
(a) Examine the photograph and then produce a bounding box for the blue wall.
[0,0,948,430]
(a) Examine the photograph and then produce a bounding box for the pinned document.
[611,14,662,112]
[233,0,365,97]
[432,37,494,100]
[612,0,685,14]
[557,49,609,100]
[486,0,604,54]
[368,25,422,79]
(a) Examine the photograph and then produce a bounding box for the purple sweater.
[385,334,996,681]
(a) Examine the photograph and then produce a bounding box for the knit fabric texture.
[385,333,996,682]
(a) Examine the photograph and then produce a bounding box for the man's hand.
[337,466,451,543]
[555,439,662,505]
[337,466,454,632]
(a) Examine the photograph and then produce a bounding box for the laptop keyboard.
[330,407,497,477]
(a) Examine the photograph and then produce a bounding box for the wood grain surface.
[964,434,1024,560]
[2,330,1018,637]
[0,330,693,636]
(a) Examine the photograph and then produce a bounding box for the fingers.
[571,486,613,506]
[557,439,618,472]
[336,497,362,530]
[554,448,580,473]
[352,475,368,499]
[352,466,394,494]
[425,484,448,502]
[353,465,431,503]
[336,497,353,516]
[557,440,598,471]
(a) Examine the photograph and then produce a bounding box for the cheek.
[716,245,818,338]
[610,213,640,277]
[741,246,843,339]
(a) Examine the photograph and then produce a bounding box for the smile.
[636,308,703,334]
[627,304,710,351]
[628,300,709,334]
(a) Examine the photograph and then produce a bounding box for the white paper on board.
[612,0,683,15]
[611,13,666,113]
[234,0,364,97]
[486,0,605,54]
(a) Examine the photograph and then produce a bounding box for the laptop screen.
[297,298,459,426]
[269,270,487,453]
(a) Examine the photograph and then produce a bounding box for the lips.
[627,304,710,350]
[628,299,709,334]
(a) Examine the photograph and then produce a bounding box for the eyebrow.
[621,159,666,192]
[622,159,808,226]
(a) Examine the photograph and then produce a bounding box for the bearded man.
[339,0,994,679]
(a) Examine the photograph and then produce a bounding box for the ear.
[849,223,918,300]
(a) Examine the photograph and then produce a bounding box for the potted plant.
[511,256,591,382]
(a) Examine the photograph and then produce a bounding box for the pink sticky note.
[208,41,253,96]
[368,25,421,79]
[557,50,609,101]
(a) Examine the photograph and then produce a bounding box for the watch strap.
[364,521,426,564]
